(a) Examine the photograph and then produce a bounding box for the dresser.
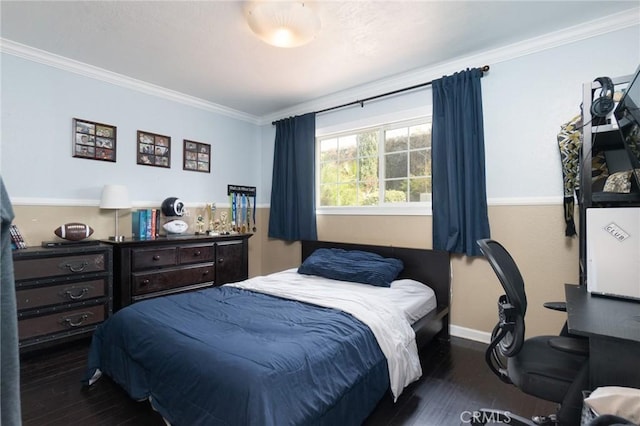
[12,244,113,353]
[104,234,251,310]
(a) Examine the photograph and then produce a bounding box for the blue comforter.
[85,286,389,425]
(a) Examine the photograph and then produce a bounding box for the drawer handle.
[194,250,201,256]
[202,270,210,276]
[61,312,92,328]
[218,258,224,264]
[141,279,150,286]
[63,287,89,300]
[152,255,161,261]
[65,261,88,273]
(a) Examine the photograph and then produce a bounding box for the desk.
[565,284,640,389]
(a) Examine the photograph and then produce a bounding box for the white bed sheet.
[389,278,437,324]
[227,268,438,401]
[257,269,437,323]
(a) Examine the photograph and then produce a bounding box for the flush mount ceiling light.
[246,1,320,48]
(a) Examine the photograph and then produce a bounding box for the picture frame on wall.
[183,139,211,173]
[73,118,116,162]
[137,130,171,168]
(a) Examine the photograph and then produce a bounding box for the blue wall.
[1,54,262,206]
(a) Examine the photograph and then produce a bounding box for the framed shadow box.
[73,118,116,162]
[137,130,171,168]
[183,140,211,173]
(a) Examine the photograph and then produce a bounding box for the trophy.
[206,203,217,235]
[195,214,205,234]
[220,211,228,233]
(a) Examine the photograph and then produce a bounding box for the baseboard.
[450,325,491,344]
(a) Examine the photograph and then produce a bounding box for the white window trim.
[316,204,432,216]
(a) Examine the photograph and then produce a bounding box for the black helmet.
[161,197,184,217]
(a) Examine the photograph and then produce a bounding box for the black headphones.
[590,76,615,118]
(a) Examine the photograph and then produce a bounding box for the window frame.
[315,117,433,216]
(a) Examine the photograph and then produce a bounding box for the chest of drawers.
[12,244,113,352]
[105,234,251,310]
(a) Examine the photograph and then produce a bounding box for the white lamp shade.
[100,185,131,209]
[246,1,320,48]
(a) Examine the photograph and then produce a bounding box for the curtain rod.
[272,65,490,125]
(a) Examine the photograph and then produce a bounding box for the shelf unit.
[578,74,640,285]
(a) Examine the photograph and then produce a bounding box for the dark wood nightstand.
[103,234,251,310]
[12,243,113,353]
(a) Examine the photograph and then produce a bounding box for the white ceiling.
[1,1,639,119]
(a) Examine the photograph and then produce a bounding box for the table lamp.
[100,184,131,241]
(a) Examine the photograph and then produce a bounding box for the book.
[151,209,157,239]
[145,209,152,238]
[10,224,27,249]
[139,210,147,239]
[155,208,161,237]
[132,210,141,239]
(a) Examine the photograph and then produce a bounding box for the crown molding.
[0,38,261,125]
[260,7,640,125]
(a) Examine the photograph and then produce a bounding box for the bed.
[84,240,450,426]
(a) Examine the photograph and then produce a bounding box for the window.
[318,118,431,210]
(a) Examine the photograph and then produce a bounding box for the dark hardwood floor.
[20,336,556,426]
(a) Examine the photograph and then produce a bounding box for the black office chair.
[474,239,590,426]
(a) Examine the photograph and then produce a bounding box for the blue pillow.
[298,248,404,287]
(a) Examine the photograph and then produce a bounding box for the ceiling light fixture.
[246,1,320,48]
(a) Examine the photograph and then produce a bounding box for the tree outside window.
[318,119,431,208]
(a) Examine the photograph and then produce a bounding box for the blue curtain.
[268,113,318,241]
[432,68,490,256]
[1,176,22,425]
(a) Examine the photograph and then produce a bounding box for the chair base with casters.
[473,329,590,425]
[474,239,590,426]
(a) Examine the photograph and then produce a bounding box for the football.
[54,223,94,241]
[163,219,188,234]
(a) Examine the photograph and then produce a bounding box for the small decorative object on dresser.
[53,223,94,241]
[207,202,217,234]
[163,219,188,234]
[195,214,205,234]
[9,224,27,249]
[100,184,132,242]
[161,197,184,217]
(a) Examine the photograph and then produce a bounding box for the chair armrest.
[543,301,567,312]
[548,337,589,356]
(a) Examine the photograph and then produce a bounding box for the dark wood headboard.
[301,240,450,310]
